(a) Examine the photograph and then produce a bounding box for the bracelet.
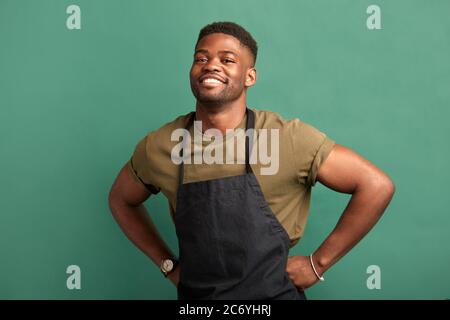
[309,253,325,282]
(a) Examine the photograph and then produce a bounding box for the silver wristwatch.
[160,257,178,277]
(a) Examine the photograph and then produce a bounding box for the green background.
[1,0,449,299]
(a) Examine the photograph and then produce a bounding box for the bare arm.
[287,144,395,289]
[108,162,179,286]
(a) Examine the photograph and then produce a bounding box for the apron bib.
[175,109,305,300]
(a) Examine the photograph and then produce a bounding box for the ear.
[245,67,257,88]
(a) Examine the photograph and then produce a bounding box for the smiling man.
[108,22,395,300]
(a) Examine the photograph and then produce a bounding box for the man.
[108,22,395,300]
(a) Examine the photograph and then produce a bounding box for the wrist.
[309,253,325,282]
[167,264,180,287]
[167,263,179,277]
[160,257,179,277]
[314,252,331,275]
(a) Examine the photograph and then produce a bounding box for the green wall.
[1,0,449,299]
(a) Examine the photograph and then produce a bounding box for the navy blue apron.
[175,109,306,300]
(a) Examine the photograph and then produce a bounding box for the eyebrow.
[194,49,239,57]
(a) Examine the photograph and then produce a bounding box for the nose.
[203,57,221,73]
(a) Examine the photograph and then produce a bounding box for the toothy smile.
[202,78,223,84]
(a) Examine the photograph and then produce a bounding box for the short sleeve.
[128,136,160,194]
[290,119,336,187]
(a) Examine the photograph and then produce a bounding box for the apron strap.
[179,108,255,186]
[245,108,255,174]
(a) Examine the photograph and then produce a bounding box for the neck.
[195,95,247,134]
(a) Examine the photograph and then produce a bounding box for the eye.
[223,58,235,64]
[195,57,207,63]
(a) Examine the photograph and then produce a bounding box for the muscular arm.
[108,162,179,286]
[287,144,395,289]
[312,144,395,273]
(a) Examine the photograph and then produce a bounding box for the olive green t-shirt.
[129,108,335,247]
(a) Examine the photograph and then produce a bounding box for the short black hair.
[196,21,258,65]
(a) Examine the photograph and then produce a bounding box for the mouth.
[199,74,227,88]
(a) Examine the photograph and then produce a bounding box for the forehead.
[195,33,249,57]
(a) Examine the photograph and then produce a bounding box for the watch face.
[163,259,174,272]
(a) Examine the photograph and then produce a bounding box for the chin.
[198,99,226,108]
[194,92,226,105]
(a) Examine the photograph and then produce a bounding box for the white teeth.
[203,78,222,84]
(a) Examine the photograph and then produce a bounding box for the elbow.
[108,187,120,215]
[370,174,396,202]
[381,175,395,197]
[386,178,396,197]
